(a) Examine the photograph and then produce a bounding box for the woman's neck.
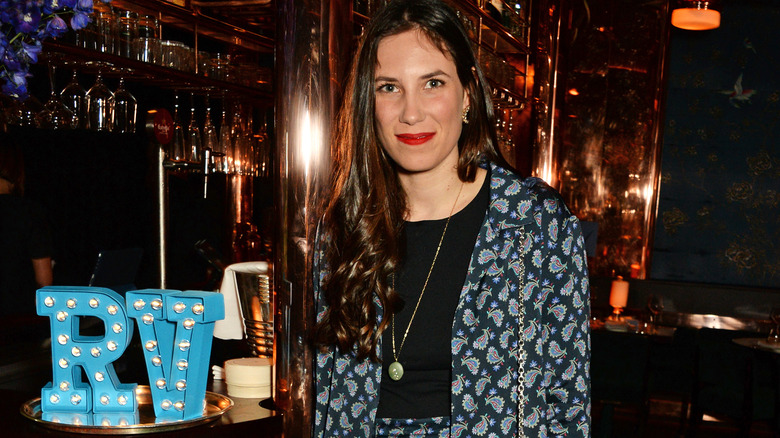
[401,167,487,222]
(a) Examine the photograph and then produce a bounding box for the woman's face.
[373,29,469,178]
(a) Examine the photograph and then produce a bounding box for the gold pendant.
[388,361,404,381]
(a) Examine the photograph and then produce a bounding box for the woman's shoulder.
[487,162,574,219]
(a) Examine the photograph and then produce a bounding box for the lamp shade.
[672,1,721,30]
[609,277,629,308]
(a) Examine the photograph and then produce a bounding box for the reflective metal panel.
[535,0,670,279]
[274,1,351,436]
[531,0,563,186]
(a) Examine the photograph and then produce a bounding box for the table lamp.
[609,276,629,321]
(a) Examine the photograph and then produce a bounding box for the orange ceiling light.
[671,1,721,30]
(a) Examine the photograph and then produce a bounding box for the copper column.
[274,1,351,436]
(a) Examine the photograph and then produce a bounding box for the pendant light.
[671,1,721,31]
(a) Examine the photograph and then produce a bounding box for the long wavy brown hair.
[313,0,501,362]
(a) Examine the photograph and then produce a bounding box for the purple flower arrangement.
[1,0,109,101]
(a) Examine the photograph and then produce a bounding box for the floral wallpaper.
[651,1,780,288]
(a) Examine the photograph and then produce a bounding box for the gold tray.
[20,385,233,434]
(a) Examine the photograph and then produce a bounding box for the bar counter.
[0,317,282,437]
[2,380,282,437]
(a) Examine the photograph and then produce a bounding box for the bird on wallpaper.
[743,37,757,54]
[718,73,756,108]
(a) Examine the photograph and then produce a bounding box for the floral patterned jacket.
[313,162,591,437]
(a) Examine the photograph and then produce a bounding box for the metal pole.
[157,145,167,289]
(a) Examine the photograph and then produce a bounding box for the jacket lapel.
[449,163,535,436]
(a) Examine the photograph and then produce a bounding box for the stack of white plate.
[224,357,273,399]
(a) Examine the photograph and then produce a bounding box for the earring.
[462,107,470,124]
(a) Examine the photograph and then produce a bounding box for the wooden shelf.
[488,78,526,109]
[112,0,274,53]
[453,0,529,55]
[42,41,272,103]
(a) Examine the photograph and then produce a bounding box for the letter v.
[126,290,224,420]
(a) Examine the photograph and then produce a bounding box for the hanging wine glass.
[170,93,186,161]
[38,64,74,130]
[85,72,114,131]
[111,77,137,133]
[60,70,85,128]
[187,93,202,163]
[202,94,219,169]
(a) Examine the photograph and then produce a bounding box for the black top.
[377,170,491,418]
[0,194,53,317]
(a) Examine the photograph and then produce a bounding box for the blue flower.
[14,1,41,34]
[0,1,16,25]
[0,0,110,100]
[2,71,29,100]
[75,0,94,14]
[1,45,21,71]
[19,40,42,63]
[70,11,90,30]
[40,14,67,38]
[42,0,63,15]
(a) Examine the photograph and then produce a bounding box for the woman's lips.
[396,132,435,145]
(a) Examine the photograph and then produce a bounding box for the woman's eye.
[377,83,397,93]
[426,79,444,88]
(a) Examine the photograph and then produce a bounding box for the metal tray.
[20,385,233,434]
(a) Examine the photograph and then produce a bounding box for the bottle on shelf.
[256,116,270,178]
[230,103,248,174]
[486,0,503,22]
[244,106,256,176]
[187,94,202,163]
[202,94,219,169]
[218,103,233,173]
[170,93,187,161]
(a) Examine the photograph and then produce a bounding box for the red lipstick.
[396,132,435,145]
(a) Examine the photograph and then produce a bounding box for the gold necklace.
[388,181,464,382]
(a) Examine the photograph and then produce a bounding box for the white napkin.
[213,261,269,340]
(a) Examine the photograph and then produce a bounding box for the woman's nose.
[399,92,424,125]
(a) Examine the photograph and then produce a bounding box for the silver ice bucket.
[234,271,273,358]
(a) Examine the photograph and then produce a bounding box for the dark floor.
[594,397,777,438]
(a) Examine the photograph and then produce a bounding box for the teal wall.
[651,1,780,288]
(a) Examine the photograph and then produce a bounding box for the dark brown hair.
[314,0,500,361]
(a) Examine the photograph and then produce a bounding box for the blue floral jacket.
[313,162,591,437]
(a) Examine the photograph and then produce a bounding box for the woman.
[312,0,590,436]
[0,143,53,317]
